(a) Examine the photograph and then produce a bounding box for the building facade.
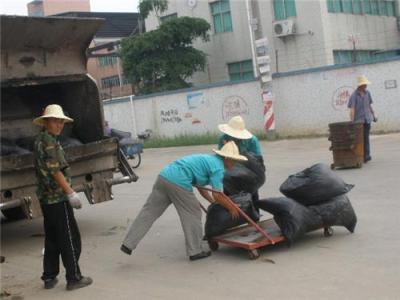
[144,0,400,85]
[55,12,141,100]
[27,0,90,16]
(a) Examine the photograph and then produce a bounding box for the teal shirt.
[159,154,225,192]
[218,134,262,156]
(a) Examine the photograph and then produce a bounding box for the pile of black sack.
[1,135,84,157]
[110,128,135,145]
[205,192,260,238]
[257,163,357,243]
[223,152,266,196]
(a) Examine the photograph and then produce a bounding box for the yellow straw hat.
[33,104,73,126]
[357,75,371,87]
[213,141,248,161]
[218,116,253,140]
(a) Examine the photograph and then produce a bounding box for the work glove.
[67,192,82,209]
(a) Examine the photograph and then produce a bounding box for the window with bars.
[98,56,118,67]
[273,0,297,20]
[333,50,378,64]
[210,0,233,33]
[101,75,120,89]
[160,13,178,23]
[228,60,254,82]
[327,0,396,16]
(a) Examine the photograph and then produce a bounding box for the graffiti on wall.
[160,109,182,124]
[332,86,354,111]
[222,95,249,120]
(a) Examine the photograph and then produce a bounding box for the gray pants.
[123,176,206,256]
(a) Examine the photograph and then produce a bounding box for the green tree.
[138,0,168,24]
[121,17,210,95]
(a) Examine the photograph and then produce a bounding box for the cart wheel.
[248,249,260,260]
[130,153,141,169]
[208,240,219,251]
[324,227,334,237]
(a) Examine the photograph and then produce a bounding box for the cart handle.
[196,186,275,245]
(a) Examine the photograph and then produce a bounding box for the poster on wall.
[187,92,208,109]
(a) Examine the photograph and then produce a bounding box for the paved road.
[1,134,399,300]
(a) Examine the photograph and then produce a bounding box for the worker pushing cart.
[121,141,247,261]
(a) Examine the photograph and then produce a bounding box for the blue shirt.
[347,90,373,124]
[160,154,225,192]
[218,134,262,156]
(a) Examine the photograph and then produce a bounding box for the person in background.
[121,141,247,261]
[348,75,377,163]
[33,104,92,291]
[218,115,262,156]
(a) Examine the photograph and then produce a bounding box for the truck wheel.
[2,207,26,221]
[130,153,141,169]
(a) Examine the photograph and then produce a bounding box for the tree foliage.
[138,0,168,21]
[121,17,210,95]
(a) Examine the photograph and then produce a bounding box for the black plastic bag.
[280,163,354,206]
[1,138,31,156]
[205,193,260,238]
[223,153,266,196]
[60,136,83,148]
[309,194,357,233]
[257,197,322,243]
[110,128,131,140]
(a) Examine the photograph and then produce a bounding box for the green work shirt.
[218,134,262,156]
[34,130,71,205]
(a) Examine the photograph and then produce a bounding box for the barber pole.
[262,92,275,132]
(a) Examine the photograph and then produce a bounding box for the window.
[333,50,377,64]
[210,0,233,33]
[273,0,297,20]
[160,13,178,23]
[328,0,396,16]
[228,60,254,82]
[101,75,120,89]
[98,56,118,67]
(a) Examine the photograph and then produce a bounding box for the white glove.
[67,192,82,209]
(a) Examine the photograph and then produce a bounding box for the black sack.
[280,163,354,206]
[257,197,323,243]
[309,194,357,233]
[205,193,260,238]
[110,128,131,140]
[223,153,266,196]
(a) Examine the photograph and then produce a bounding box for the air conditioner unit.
[273,19,296,37]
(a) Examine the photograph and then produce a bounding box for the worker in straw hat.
[218,115,262,156]
[347,75,377,163]
[121,141,247,261]
[33,104,92,291]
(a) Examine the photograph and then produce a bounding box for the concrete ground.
[1,133,399,300]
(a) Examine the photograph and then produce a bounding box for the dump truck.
[0,15,137,220]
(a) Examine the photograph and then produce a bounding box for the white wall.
[104,58,400,138]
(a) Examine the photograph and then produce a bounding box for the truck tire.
[2,207,26,221]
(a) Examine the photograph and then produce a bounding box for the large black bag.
[309,194,357,233]
[258,195,357,243]
[110,128,131,140]
[280,163,354,206]
[257,197,322,243]
[223,153,266,196]
[205,193,260,238]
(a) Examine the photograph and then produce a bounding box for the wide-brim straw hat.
[33,104,73,126]
[218,115,253,140]
[357,75,371,87]
[213,141,248,161]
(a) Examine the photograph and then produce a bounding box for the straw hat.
[33,104,73,126]
[357,75,371,87]
[218,116,253,140]
[213,141,248,161]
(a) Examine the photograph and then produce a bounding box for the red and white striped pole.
[262,92,275,132]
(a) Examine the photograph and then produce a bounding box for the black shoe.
[189,251,211,261]
[66,276,93,291]
[364,156,371,163]
[120,244,132,255]
[44,278,58,289]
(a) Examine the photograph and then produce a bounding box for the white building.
[144,0,400,84]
